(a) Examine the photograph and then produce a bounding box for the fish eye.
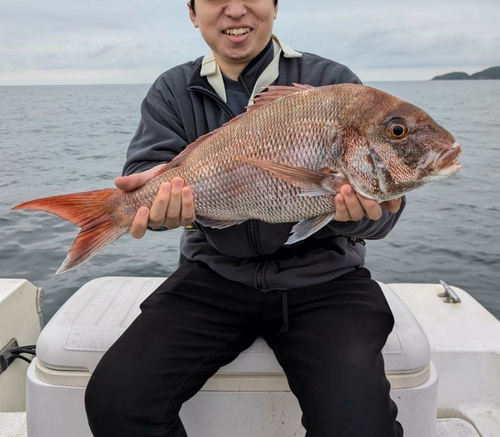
[387,120,409,139]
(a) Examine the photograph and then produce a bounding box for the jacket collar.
[198,35,302,103]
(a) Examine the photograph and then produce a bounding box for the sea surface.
[0,81,499,323]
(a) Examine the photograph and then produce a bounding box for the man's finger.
[334,193,351,221]
[129,207,149,239]
[114,164,166,191]
[340,186,365,221]
[115,171,154,191]
[165,177,184,229]
[149,182,172,228]
[180,186,196,225]
[380,198,402,214]
[356,194,382,221]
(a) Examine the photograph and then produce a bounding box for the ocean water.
[0,81,498,323]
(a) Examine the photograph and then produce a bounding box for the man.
[85,1,404,436]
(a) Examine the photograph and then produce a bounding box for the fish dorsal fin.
[154,84,316,178]
[246,84,315,114]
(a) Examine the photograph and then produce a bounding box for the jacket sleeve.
[326,196,406,240]
[122,76,189,176]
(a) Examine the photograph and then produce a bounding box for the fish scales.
[160,87,341,223]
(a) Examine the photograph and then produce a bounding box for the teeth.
[224,28,251,36]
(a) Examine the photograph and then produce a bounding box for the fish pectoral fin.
[196,217,246,229]
[237,157,346,196]
[286,213,335,245]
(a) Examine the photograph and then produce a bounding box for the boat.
[1,276,499,437]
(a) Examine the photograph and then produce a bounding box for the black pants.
[85,261,403,437]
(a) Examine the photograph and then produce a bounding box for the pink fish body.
[13,84,461,273]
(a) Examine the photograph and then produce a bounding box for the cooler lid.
[36,277,164,373]
[36,277,430,376]
[36,277,284,375]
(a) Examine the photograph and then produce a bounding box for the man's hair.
[190,0,278,14]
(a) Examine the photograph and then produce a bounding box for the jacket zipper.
[189,84,268,289]
[188,86,235,120]
[246,220,266,257]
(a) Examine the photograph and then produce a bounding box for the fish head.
[338,87,462,201]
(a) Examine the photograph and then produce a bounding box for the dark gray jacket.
[124,38,405,291]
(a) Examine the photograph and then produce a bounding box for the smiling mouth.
[223,27,251,36]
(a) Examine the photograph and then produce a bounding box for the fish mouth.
[423,142,462,176]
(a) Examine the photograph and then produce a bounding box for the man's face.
[188,0,278,76]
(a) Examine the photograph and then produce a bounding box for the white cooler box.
[27,277,438,437]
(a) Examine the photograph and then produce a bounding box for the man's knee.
[85,358,185,437]
[85,371,126,437]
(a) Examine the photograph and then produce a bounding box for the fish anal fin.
[286,213,335,245]
[237,157,346,196]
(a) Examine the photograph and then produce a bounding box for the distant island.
[432,66,500,80]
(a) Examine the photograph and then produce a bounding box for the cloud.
[1,0,499,84]
[275,0,500,71]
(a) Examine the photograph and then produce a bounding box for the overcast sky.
[1,0,499,85]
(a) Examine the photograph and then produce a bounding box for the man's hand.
[115,165,196,239]
[334,185,402,222]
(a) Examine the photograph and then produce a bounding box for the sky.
[1,0,499,86]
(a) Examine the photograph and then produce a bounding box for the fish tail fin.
[13,189,130,274]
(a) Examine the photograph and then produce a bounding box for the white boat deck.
[392,283,500,437]
[0,413,482,437]
[0,413,26,437]
[436,419,480,436]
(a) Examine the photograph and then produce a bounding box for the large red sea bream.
[13,84,462,273]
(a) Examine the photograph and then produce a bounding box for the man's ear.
[187,2,198,27]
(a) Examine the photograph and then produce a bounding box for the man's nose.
[223,0,248,18]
